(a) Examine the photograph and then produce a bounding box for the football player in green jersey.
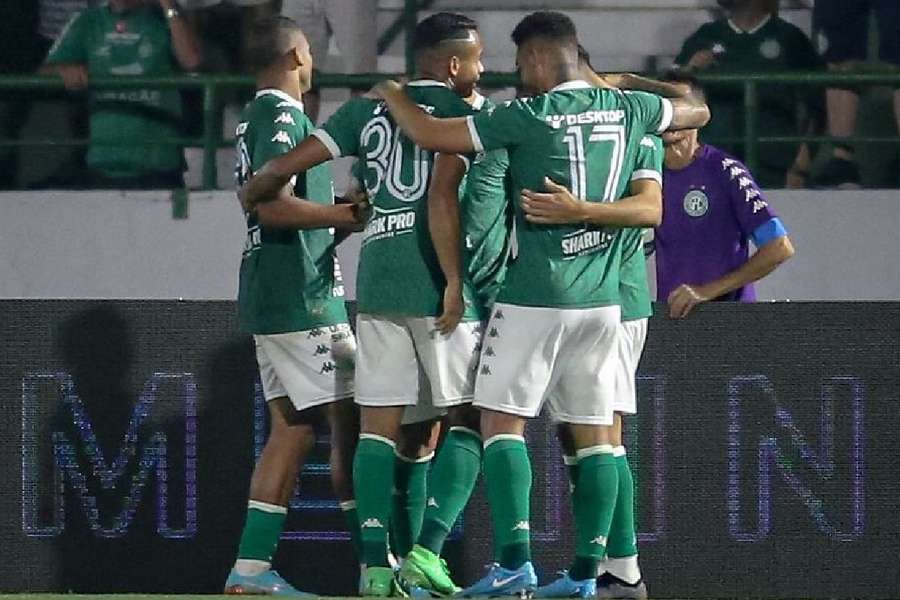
[369,11,708,597]
[396,91,512,598]
[225,17,367,596]
[241,13,492,596]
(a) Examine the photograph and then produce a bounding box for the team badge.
[683,189,709,217]
[115,20,128,33]
[759,39,781,60]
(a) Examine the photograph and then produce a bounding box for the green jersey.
[620,135,663,322]
[461,95,512,320]
[467,81,673,309]
[674,16,822,185]
[46,5,183,177]
[314,80,476,317]
[236,89,347,335]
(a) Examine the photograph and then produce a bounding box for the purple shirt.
[655,144,777,302]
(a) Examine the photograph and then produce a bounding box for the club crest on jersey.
[561,228,614,259]
[683,189,709,217]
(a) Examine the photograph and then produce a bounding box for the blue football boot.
[457,562,537,598]
[535,571,597,598]
[224,568,312,596]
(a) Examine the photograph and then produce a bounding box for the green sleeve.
[673,25,708,68]
[789,28,824,70]
[631,135,663,185]
[250,106,306,168]
[46,11,88,64]
[623,90,673,135]
[313,97,373,158]
[468,100,532,153]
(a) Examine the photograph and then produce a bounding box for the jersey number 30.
[360,115,430,203]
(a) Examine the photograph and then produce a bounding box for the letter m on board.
[21,372,198,539]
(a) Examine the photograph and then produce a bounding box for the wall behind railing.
[1,189,898,301]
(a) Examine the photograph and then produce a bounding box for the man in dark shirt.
[674,0,822,188]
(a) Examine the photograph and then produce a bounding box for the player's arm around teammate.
[429,153,468,334]
[368,73,710,155]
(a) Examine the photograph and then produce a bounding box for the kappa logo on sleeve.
[271,131,292,144]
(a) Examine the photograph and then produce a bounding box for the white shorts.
[473,303,620,425]
[614,318,648,415]
[401,364,446,425]
[355,313,482,409]
[254,323,355,411]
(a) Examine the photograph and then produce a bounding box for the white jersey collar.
[256,88,305,112]
[407,79,450,88]
[727,13,772,35]
[470,92,486,110]
[550,79,592,92]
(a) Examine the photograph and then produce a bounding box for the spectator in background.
[674,0,822,188]
[39,1,95,54]
[653,74,795,318]
[281,0,378,122]
[813,0,900,188]
[43,0,203,189]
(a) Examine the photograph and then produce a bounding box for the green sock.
[353,434,397,567]
[391,453,431,559]
[417,427,483,556]
[237,500,287,562]
[607,448,638,558]
[483,435,532,570]
[340,500,363,559]
[570,447,618,580]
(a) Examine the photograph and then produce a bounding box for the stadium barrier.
[2,300,897,597]
[1,70,900,189]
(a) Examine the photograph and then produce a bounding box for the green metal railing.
[1,71,899,189]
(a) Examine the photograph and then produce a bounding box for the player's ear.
[448,55,461,78]
[289,47,304,69]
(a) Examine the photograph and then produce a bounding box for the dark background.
[1,300,898,597]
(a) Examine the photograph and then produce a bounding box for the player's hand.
[238,182,255,213]
[667,283,711,319]
[348,194,372,230]
[686,49,717,71]
[365,79,404,100]
[58,65,89,91]
[435,280,464,335]
[521,177,587,225]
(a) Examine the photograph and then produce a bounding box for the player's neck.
[729,8,771,32]
[256,73,303,106]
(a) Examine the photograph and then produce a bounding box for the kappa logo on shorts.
[484,346,496,357]
[307,328,326,339]
[480,364,492,375]
[319,361,337,374]
[314,344,329,356]
[488,327,500,338]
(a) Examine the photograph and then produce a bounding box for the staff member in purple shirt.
[655,72,794,318]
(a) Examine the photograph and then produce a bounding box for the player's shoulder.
[768,15,808,37]
[247,91,309,124]
[703,145,762,191]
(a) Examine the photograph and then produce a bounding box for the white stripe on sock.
[605,555,641,584]
[340,500,357,511]
[234,559,271,577]
[563,455,578,466]
[449,425,481,440]
[248,500,288,514]
[613,445,627,458]
[576,444,615,460]
[360,432,397,449]
[484,433,525,449]
[394,450,435,463]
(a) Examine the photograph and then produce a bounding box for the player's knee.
[555,422,576,456]
[480,409,526,439]
[397,418,441,458]
[359,405,405,441]
[447,404,481,432]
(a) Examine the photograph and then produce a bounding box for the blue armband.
[751,218,787,247]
